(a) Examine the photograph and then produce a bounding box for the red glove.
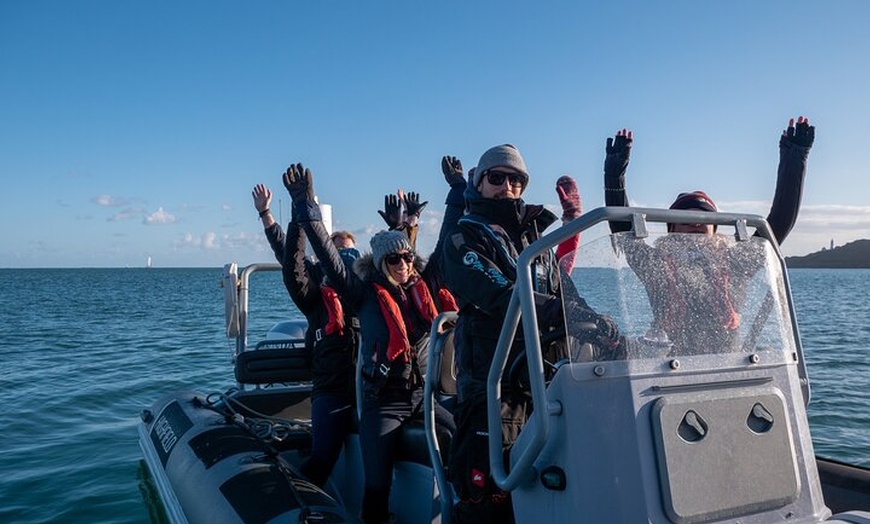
[556,175,582,220]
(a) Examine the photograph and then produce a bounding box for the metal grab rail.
[425,311,459,524]
[233,262,281,358]
[486,206,805,491]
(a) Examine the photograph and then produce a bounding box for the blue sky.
[2,1,869,268]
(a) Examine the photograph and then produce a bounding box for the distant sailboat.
[146,256,152,269]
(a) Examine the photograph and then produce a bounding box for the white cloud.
[93,194,127,207]
[144,207,176,225]
[108,208,141,222]
[175,231,263,251]
[202,232,218,249]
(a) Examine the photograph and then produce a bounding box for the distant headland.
[785,239,870,269]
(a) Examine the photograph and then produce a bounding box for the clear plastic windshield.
[559,232,796,365]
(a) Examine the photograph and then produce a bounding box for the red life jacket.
[373,277,439,363]
[321,285,345,336]
[661,253,740,333]
[437,287,459,312]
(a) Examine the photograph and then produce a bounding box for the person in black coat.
[442,144,620,524]
[252,183,360,488]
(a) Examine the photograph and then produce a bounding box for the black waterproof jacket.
[265,222,357,399]
[442,190,565,402]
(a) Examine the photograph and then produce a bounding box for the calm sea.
[0,267,867,523]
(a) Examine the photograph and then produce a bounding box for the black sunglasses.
[485,170,527,188]
[385,252,415,266]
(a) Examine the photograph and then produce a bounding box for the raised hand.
[378,193,403,230]
[556,175,582,220]
[605,128,633,177]
[441,155,464,186]
[251,184,272,213]
[403,191,428,219]
[282,163,315,203]
[782,116,815,149]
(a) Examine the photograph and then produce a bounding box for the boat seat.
[432,327,458,414]
[396,418,451,468]
[438,329,457,397]
[235,342,312,385]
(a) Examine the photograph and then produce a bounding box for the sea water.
[0,267,867,523]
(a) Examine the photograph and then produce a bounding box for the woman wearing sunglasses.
[283,162,456,524]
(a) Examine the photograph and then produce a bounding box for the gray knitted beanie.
[473,144,529,188]
[370,230,412,269]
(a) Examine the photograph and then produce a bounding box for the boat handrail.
[233,263,282,358]
[425,311,458,524]
[487,206,808,491]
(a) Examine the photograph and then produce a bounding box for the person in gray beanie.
[370,230,412,273]
[444,143,621,524]
[283,162,455,524]
[470,143,529,190]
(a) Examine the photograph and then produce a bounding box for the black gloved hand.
[282,163,315,203]
[377,194,403,230]
[592,315,620,347]
[566,300,620,347]
[781,116,815,150]
[403,191,428,219]
[604,130,632,178]
[441,155,464,187]
[283,163,321,222]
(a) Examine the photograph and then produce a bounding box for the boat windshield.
[556,231,796,367]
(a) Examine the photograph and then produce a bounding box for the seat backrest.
[437,330,457,397]
[234,341,311,385]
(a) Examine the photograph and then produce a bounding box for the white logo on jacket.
[462,251,509,287]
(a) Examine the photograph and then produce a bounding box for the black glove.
[403,191,428,219]
[377,193,403,230]
[604,132,632,179]
[282,163,320,222]
[781,118,815,150]
[441,155,465,187]
[564,300,621,350]
[592,315,620,347]
[282,163,315,203]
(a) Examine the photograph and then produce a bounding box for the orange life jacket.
[437,287,458,312]
[373,277,438,363]
[321,285,345,336]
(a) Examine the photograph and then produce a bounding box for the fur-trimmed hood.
[353,251,428,283]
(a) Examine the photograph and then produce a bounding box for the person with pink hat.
[600,118,815,356]
[603,117,815,240]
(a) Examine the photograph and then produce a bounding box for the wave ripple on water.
[0,267,866,523]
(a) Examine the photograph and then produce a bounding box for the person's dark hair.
[330,230,356,245]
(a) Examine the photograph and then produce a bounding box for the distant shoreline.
[785,239,870,269]
[3,239,869,270]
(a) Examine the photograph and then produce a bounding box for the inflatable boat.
[139,206,870,523]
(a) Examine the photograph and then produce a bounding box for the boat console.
[478,207,870,523]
